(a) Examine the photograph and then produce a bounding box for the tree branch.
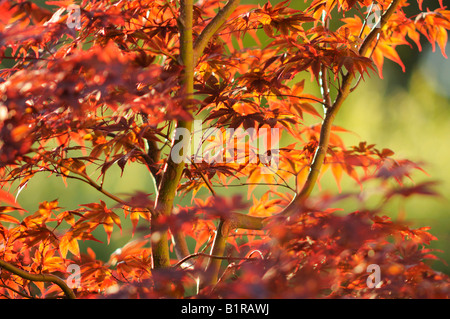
[193,0,241,64]
[170,0,402,286]
[201,211,267,288]
[141,113,162,189]
[35,150,135,208]
[173,251,258,269]
[280,0,401,216]
[0,259,76,299]
[320,13,332,110]
[320,65,332,109]
[191,160,217,197]
[155,0,243,270]
[0,284,35,299]
[34,150,156,216]
[151,0,195,268]
[359,0,400,57]
[196,1,404,284]
[201,218,231,288]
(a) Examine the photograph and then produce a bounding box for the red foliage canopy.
[0,0,449,299]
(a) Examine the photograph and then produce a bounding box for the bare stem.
[167,0,402,287]
[320,65,332,109]
[193,0,241,63]
[320,13,332,109]
[280,0,401,216]
[35,150,138,210]
[201,218,231,288]
[191,161,217,197]
[173,252,257,269]
[151,0,195,268]
[153,0,243,271]
[0,259,76,299]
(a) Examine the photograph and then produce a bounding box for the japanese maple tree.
[0,0,449,299]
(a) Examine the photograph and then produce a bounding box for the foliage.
[0,0,449,299]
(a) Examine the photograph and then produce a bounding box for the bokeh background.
[3,0,449,275]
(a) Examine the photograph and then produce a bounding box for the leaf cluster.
[0,0,449,299]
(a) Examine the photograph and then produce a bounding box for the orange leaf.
[331,163,343,192]
[60,234,80,258]
[376,43,405,72]
[436,26,448,58]
[0,213,19,224]
[0,189,21,208]
[299,103,322,118]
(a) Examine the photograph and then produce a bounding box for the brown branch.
[195,1,403,288]
[359,1,399,57]
[35,150,148,211]
[193,0,241,64]
[162,0,402,288]
[320,66,332,109]
[279,0,402,216]
[201,218,229,288]
[146,138,162,187]
[215,182,296,193]
[351,34,381,92]
[196,1,404,290]
[191,160,217,197]
[320,14,332,109]
[151,0,195,268]
[159,0,243,272]
[0,284,35,299]
[172,252,258,269]
[141,113,162,188]
[201,211,267,288]
[0,259,76,299]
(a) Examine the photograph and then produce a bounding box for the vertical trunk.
[151,0,194,269]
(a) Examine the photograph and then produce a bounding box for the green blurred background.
[5,0,449,275]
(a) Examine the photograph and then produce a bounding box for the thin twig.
[280,0,402,216]
[193,0,241,64]
[215,182,296,193]
[0,284,36,299]
[351,33,381,92]
[151,0,195,267]
[320,12,332,110]
[190,161,217,197]
[35,150,133,209]
[172,252,258,269]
